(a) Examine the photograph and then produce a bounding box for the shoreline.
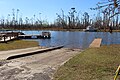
[3,28,120,32]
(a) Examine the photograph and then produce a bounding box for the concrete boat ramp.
[0,39,102,80]
[0,46,64,60]
[0,38,102,60]
[0,46,81,80]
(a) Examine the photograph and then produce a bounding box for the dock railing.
[0,32,19,42]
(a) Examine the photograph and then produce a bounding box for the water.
[21,30,120,49]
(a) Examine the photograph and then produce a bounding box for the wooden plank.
[89,38,102,48]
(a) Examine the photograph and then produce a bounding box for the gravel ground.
[0,48,81,80]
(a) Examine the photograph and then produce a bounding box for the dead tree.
[68,8,77,29]
[83,12,89,28]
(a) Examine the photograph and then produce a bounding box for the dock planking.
[89,38,102,48]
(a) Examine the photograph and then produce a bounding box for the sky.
[0,0,100,23]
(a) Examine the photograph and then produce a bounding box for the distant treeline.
[0,0,120,31]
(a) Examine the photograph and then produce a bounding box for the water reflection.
[22,31,120,49]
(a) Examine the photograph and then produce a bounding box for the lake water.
[22,30,120,49]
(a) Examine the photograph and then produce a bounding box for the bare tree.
[68,8,77,29]
[83,12,89,28]
[12,9,15,26]
[93,0,120,17]
[16,9,19,25]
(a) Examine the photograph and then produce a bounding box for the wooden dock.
[89,38,102,48]
[0,32,19,43]
[0,32,51,42]
[18,34,51,39]
[0,36,16,42]
[18,32,51,39]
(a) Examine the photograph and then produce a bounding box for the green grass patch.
[0,40,39,51]
[53,45,120,80]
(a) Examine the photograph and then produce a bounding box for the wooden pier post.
[3,35,6,42]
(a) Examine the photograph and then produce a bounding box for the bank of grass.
[0,40,38,51]
[54,45,120,80]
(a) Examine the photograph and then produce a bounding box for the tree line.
[0,0,120,30]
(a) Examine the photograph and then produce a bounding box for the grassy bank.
[54,45,120,80]
[0,40,38,51]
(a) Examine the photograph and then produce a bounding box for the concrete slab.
[0,48,81,80]
[89,38,102,48]
[0,47,42,60]
[0,46,64,60]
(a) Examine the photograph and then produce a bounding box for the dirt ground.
[0,48,81,80]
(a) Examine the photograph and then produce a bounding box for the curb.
[7,45,64,60]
